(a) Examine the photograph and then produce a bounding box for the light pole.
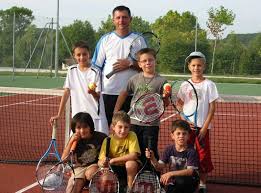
[54,0,59,78]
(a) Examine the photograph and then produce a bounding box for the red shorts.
[188,129,214,173]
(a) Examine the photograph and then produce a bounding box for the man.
[92,5,145,126]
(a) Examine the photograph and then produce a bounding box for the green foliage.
[0,6,34,67]
[0,6,260,76]
[59,20,96,62]
[96,15,151,37]
[207,6,235,39]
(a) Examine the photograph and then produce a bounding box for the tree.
[246,34,261,74]
[151,11,209,73]
[214,33,246,74]
[0,6,34,67]
[207,6,235,74]
[97,15,151,37]
[59,20,96,63]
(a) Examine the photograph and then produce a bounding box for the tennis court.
[0,84,261,192]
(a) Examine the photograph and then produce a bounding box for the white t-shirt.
[92,31,147,95]
[178,79,219,129]
[64,64,109,135]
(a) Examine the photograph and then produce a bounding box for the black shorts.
[103,94,132,127]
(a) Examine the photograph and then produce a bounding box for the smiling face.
[112,120,130,139]
[73,47,90,67]
[113,10,131,33]
[75,122,92,139]
[188,58,205,80]
[138,53,156,76]
[171,127,190,147]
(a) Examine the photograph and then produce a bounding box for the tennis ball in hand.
[163,83,171,93]
[88,83,97,91]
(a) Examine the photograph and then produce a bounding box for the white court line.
[0,95,59,108]
[15,181,39,193]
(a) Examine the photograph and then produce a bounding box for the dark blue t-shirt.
[159,145,199,171]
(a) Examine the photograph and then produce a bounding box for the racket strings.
[134,94,164,123]
[132,171,160,193]
[41,163,73,192]
[89,170,119,193]
[130,32,160,60]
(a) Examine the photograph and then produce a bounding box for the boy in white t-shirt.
[50,41,109,135]
[179,51,219,193]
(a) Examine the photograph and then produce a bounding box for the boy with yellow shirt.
[98,111,141,191]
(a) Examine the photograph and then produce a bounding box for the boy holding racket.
[146,120,199,193]
[50,40,109,135]
[62,112,107,193]
[98,111,141,191]
[182,51,219,193]
[114,48,169,164]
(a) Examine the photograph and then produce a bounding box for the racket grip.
[70,141,77,152]
[51,120,57,139]
[147,136,153,150]
[106,71,115,79]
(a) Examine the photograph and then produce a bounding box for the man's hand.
[112,59,131,72]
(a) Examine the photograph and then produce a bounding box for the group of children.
[50,39,218,193]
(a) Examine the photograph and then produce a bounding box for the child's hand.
[72,132,81,142]
[88,82,97,91]
[145,148,155,159]
[99,158,109,168]
[160,172,173,185]
[162,83,171,98]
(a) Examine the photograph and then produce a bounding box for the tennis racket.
[36,120,62,189]
[131,137,165,193]
[128,93,165,124]
[170,80,204,147]
[38,141,77,192]
[106,31,160,79]
[89,137,119,193]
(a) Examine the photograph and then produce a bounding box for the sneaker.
[198,187,207,193]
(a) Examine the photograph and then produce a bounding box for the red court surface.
[1,92,261,192]
[1,164,261,193]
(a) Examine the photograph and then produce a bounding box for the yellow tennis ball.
[163,83,171,92]
[88,83,97,90]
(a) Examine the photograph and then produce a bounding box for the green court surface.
[0,75,65,89]
[0,75,260,96]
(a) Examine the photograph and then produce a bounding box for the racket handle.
[106,71,115,79]
[70,141,77,152]
[51,120,57,139]
[147,136,153,150]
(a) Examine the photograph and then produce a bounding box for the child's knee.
[125,160,139,172]
[85,164,99,180]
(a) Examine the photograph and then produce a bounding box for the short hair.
[112,5,131,17]
[136,48,157,61]
[72,40,90,54]
[71,112,95,133]
[171,120,191,133]
[111,111,130,126]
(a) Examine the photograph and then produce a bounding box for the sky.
[1,0,261,38]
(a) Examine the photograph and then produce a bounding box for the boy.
[98,111,141,191]
[50,40,109,135]
[114,48,169,163]
[181,51,219,193]
[62,112,107,193]
[146,120,199,193]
